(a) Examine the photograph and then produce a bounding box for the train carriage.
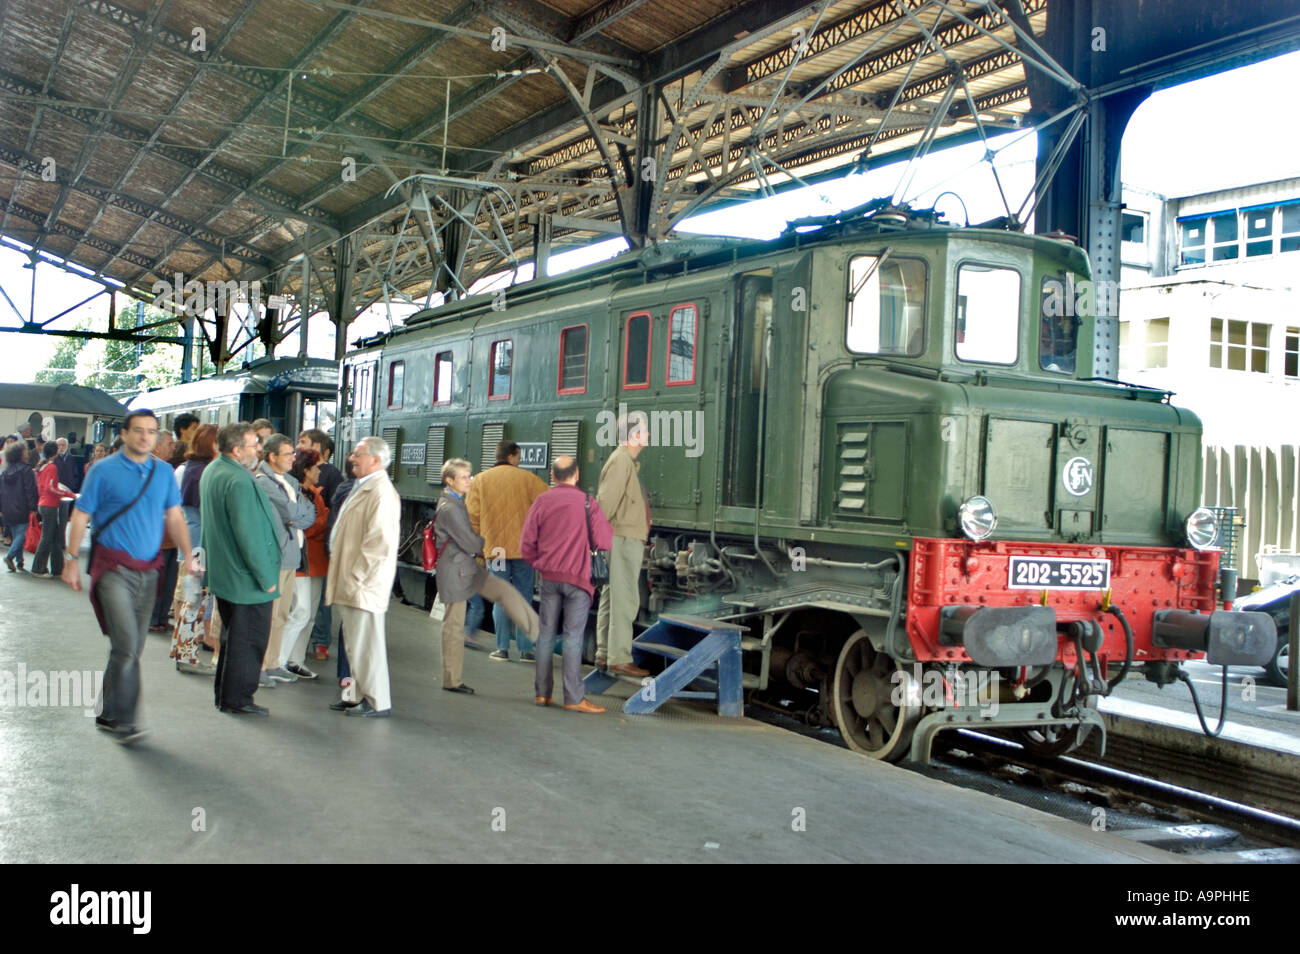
[129,356,338,441]
[339,204,1273,761]
[0,382,127,451]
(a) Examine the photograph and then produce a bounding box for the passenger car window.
[846,256,926,355]
[667,305,698,385]
[434,351,453,405]
[955,264,1020,365]
[388,360,404,408]
[559,326,588,394]
[489,340,512,399]
[1038,276,1080,374]
[623,313,650,389]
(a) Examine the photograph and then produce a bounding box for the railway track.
[745,700,1300,856]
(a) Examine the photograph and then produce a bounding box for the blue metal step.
[582,613,749,717]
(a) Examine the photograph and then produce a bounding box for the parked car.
[1235,576,1299,686]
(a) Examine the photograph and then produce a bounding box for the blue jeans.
[492,560,535,654]
[534,579,590,705]
[308,587,331,651]
[6,522,27,565]
[464,594,485,637]
[97,566,158,726]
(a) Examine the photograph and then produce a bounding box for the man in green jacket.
[200,422,282,716]
[595,414,651,677]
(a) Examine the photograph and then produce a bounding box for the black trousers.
[151,549,179,626]
[214,598,273,709]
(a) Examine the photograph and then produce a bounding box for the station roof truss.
[0,0,1063,347]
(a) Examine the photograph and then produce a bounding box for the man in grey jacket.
[255,434,316,684]
[434,458,539,694]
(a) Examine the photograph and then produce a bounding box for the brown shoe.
[609,663,649,678]
[564,698,605,714]
[534,696,551,706]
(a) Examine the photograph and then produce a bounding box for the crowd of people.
[32,406,655,742]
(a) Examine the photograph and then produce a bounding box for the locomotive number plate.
[1007,556,1110,590]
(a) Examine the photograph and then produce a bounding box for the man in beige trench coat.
[325,436,400,717]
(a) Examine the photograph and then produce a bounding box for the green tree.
[34,331,85,385]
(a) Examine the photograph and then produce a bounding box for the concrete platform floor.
[0,570,1180,863]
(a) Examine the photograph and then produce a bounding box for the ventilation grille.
[481,422,505,471]
[382,426,400,478]
[425,425,446,486]
[836,427,869,513]
[550,419,580,465]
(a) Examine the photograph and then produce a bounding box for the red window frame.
[433,351,453,406]
[488,339,512,401]
[665,303,699,387]
[557,324,589,395]
[622,312,652,390]
[387,360,405,408]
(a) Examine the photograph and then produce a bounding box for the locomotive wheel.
[1014,724,1080,757]
[831,630,921,762]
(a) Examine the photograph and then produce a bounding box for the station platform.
[0,570,1181,864]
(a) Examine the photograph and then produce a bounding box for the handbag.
[422,520,451,571]
[23,512,40,554]
[586,496,610,587]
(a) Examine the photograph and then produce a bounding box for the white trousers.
[338,604,391,711]
[279,576,323,668]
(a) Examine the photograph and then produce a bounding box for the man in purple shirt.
[520,455,613,713]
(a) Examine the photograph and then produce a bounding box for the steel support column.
[330,236,357,361]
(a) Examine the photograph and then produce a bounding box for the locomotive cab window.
[667,305,698,385]
[387,360,404,408]
[558,325,588,394]
[955,264,1020,365]
[489,340,512,400]
[1038,276,1081,374]
[433,351,453,405]
[847,256,926,355]
[623,312,651,389]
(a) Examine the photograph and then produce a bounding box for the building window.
[1287,327,1299,378]
[387,360,404,408]
[1245,206,1275,257]
[666,304,698,385]
[1211,212,1239,261]
[1119,321,1131,370]
[433,351,452,405]
[623,312,651,389]
[558,325,588,394]
[1144,319,1169,369]
[955,263,1020,365]
[489,340,512,400]
[1210,318,1269,373]
[1121,212,1145,244]
[1180,218,1206,266]
[1281,204,1300,254]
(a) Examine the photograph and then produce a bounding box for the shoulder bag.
[586,495,610,587]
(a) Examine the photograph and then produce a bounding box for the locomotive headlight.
[958,495,997,542]
[1185,507,1219,551]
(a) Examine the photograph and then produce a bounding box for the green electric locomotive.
[339,203,1273,761]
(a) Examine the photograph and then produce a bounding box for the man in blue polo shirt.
[63,409,195,744]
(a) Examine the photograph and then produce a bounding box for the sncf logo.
[1062,456,1093,497]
